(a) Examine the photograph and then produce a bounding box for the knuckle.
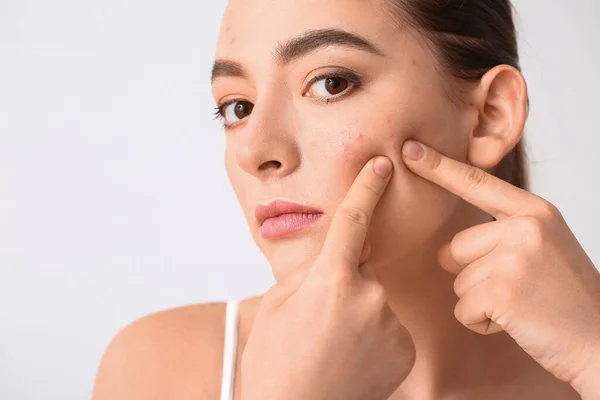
[463,167,488,192]
[519,216,545,245]
[340,206,370,229]
[359,284,392,327]
[365,283,389,308]
[537,199,562,220]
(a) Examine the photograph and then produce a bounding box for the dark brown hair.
[387,0,529,190]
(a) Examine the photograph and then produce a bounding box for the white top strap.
[220,299,240,400]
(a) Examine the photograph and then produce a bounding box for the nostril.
[258,160,282,171]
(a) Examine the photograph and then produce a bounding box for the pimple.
[341,130,364,154]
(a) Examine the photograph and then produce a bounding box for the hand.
[241,156,416,400]
[402,139,600,396]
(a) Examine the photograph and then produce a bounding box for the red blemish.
[342,131,364,154]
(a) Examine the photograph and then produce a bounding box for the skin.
[92,0,600,399]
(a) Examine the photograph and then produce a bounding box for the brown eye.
[324,77,348,95]
[234,101,253,119]
[305,74,357,100]
[220,100,254,125]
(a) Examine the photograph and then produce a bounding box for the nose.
[236,99,301,181]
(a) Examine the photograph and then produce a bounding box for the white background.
[1,1,599,399]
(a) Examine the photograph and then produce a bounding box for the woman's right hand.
[241,156,416,400]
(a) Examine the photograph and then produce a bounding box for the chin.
[258,223,329,282]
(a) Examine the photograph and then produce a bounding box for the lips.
[255,200,323,239]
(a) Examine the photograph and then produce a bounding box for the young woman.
[92,0,600,399]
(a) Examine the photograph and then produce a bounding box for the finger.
[265,247,323,307]
[452,253,497,298]
[264,264,311,308]
[437,220,504,274]
[401,140,532,219]
[321,156,393,271]
[454,280,504,335]
[437,243,463,275]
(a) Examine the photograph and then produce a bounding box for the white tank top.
[220,300,240,400]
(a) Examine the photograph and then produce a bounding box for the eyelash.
[212,69,363,129]
[212,99,238,128]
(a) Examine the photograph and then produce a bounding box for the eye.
[304,71,361,101]
[214,100,254,127]
[308,77,349,96]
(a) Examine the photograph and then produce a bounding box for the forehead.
[216,0,398,59]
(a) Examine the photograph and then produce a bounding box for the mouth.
[254,200,324,239]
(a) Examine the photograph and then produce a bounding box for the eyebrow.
[211,28,385,84]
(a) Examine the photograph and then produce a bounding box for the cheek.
[334,122,412,180]
[224,148,256,226]
[224,148,241,198]
[340,128,367,155]
[330,122,463,263]
[402,99,470,164]
[336,127,388,174]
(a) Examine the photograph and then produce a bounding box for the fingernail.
[402,140,424,161]
[373,157,392,178]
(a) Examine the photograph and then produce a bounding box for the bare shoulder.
[92,301,230,400]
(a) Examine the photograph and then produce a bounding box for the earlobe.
[467,65,528,170]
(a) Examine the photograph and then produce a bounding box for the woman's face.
[212,0,475,280]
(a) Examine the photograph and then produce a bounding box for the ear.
[467,65,528,170]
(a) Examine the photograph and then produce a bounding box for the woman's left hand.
[401,139,600,397]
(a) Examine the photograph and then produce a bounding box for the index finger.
[320,156,393,269]
[401,140,531,219]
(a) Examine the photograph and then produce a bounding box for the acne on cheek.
[341,129,365,156]
[338,125,409,173]
[338,129,377,172]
